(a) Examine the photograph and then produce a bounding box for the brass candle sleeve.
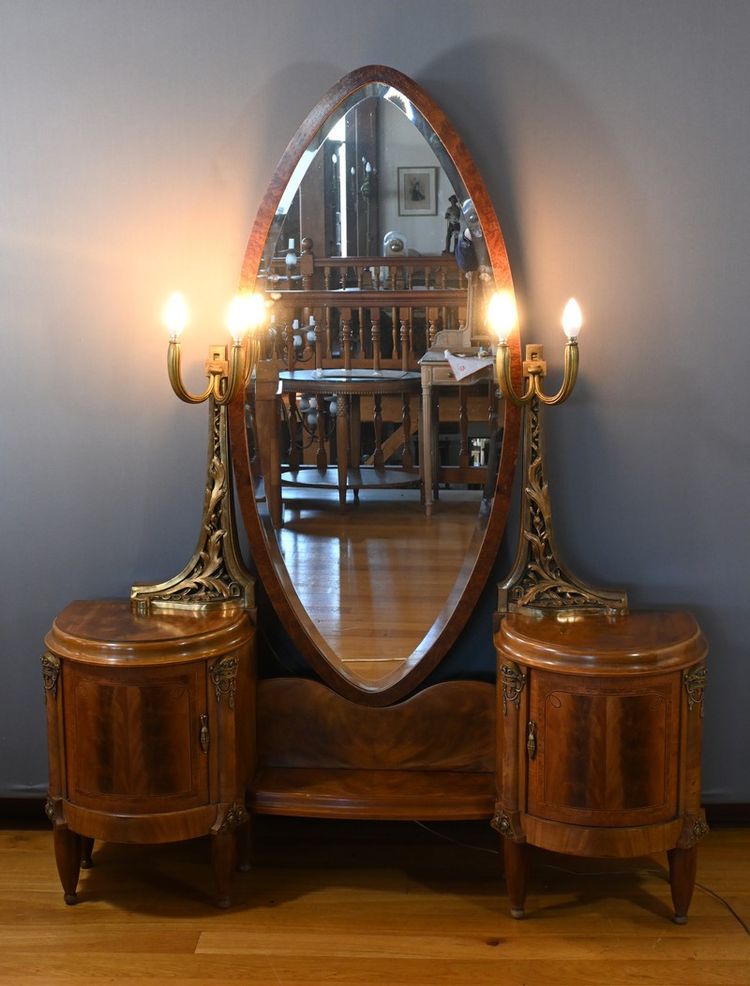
[495,340,579,407]
[167,340,252,406]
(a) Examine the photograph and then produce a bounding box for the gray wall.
[1,0,748,802]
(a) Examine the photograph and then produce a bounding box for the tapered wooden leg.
[80,836,94,869]
[211,831,237,908]
[237,817,252,873]
[668,846,698,924]
[53,825,82,905]
[504,840,529,919]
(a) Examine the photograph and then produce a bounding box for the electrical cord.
[412,821,750,936]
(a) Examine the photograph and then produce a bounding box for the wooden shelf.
[251,767,494,820]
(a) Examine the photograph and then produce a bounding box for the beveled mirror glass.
[229,66,520,705]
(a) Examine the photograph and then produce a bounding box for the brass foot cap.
[673,914,688,925]
[215,896,231,909]
[63,893,78,905]
[80,860,92,870]
[510,907,525,920]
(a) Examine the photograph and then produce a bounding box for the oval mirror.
[230,65,520,705]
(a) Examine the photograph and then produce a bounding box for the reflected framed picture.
[398,166,438,216]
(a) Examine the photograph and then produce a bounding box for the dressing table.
[42,65,706,924]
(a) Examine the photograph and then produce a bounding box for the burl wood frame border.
[229,64,522,706]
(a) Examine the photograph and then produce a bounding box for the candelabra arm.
[217,342,251,405]
[533,340,579,406]
[168,341,214,404]
[496,343,534,406]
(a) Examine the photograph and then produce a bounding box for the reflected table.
[418,350,497,515]
[259,368,422,527]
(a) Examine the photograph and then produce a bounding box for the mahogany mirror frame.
[229,64,522,707]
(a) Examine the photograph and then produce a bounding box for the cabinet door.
[527,670,680,827]
[63,662,210,814]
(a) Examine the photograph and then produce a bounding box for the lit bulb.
[562,298,583,339]
[226,293,266,343]
[163,292,189,341]
[487,290,517,344]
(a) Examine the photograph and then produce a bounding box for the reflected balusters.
[313,317,322,370]
[324,307,332,360]
[391,306,398,357]
[400,318,409,372]
[300,238,314,290]
[371,314,381,372]
[428,308,438,348]
[358,306,366,357]
[341,309,352,370]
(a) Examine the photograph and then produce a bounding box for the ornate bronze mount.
[490,807,523,841]
[131,309,263,616]
[41,652,60,700]
[490,304,628,616]
[678,813,710,849]
[131,399,255,615]
[501,663,526,716]
[684,664,707,717]
[216,802,249,834]
[210,655,239,709]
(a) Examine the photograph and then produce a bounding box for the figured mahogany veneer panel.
[63,662,209,815]
[527,671,680,827]
[256,678,495,772]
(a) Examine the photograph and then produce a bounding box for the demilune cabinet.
[43,600,255,907]
[493,610,708,923]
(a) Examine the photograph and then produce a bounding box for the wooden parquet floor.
[274,489,485,684]
[1,818,748,985]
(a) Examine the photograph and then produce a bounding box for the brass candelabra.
[489,292,628,615]
[131,293,264,615]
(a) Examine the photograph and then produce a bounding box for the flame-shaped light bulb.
[562,298,583,339]
[487,290,518,344]
[163,292,189,341]
[226,293,266,343]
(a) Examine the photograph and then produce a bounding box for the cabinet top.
[495,610,707,675]
[44,599,254,666]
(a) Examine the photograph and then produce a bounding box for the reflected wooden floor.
[274,488,485,685]
[2,820,749,985]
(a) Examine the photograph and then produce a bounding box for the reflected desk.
[419,350,498,516]
[257,368,422,527]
